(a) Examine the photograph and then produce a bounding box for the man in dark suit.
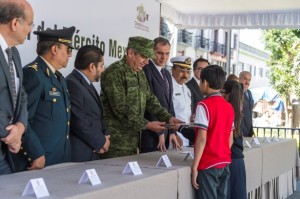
[66,45,110,162]
[142,37,181,152]
[239,71,255,137]
[186,58,209,113]
[12,27,75,171]
[0,0,33,174]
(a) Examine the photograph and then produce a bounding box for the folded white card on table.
[78,168,101,185]
[263,137,271,143]
[22,178,49,198]
[156,155,172,167]
[244,140,252,148]
[184,151,194,160]
[122,161,142,175]
[251,137,261,145]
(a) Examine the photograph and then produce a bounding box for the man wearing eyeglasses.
[171,56,194,146]
[186,58,210,113]
[0,0,34,175]
[12,27,76,172]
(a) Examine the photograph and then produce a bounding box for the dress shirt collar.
[75,68,91,85]
[40,56,57,74]
[0,33,9,62]
[193,76,200,85]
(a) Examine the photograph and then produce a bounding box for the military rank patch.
[175,93,181,96]
[29,63,38,71]
[46,68,50,77]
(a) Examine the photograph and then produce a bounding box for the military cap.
[33,26,76,48]
[127,36,154,58]
[170,56,192,69]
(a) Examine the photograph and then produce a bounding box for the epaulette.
[29,63,38,71]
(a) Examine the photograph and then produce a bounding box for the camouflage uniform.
[100,55,172,158]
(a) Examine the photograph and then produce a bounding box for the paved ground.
[287,180,300,199]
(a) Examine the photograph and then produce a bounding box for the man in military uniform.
[100,36,181,158]
[12,27,75,171]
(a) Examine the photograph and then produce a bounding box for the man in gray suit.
[0,0,34,174]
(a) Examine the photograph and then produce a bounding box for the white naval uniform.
[171,77,192,146]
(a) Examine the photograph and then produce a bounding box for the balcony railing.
[160,22,170,39]
[209,41,227,56]
[195,35,210,50]
[253,126,300,153]
[178,30,192,45]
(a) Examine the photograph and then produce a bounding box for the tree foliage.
[263,29,300,98]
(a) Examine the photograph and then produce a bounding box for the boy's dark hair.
[200,65,226,90]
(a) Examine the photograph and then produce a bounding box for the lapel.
[72,70,102,109]
[192,78,200,92]
[36,57,63,92]
[0,46,15,102]
[149,62,170,101]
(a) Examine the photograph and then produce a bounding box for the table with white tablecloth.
[0,138,298,199]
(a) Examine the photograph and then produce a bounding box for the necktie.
[5,48,17,110]
[161,68,169,96]
[55,71,62,83]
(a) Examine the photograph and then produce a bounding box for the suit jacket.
[12,56,71,171]
[186,78,204,113]
[241,89,254,137]
[0,46,28,172]
[66,69,109,162]
[142,60,175,152]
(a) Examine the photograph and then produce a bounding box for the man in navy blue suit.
[186,58,210,113]
[142,37,181,152]
[0,0,33,174]
[66,45,110,162]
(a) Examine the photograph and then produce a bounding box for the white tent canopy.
[158,0,300,29]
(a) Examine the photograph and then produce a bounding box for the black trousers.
[228,158,247,199]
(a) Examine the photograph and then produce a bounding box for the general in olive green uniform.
[100,36,173,158]
[12,27,75,171]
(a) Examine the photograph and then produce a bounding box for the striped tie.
[5,48,17,110]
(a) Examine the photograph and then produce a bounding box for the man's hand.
[2,122,25,153]
[169,134,182,150]
[168,117,183,125]
[145,121,166,133]
[157,134,167,152]
[99,135,110,154]
[28,156,45,170]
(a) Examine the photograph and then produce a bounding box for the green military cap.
[170,56,192,69]
[33,26,76,48]
[127,36,154,58]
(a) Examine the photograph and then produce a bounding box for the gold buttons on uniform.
[67,108,69,112]
[67,121,70,126]
[66,135,69,139]
[28,158,32,162]
[53,98,57,103]
[23,152,27,155]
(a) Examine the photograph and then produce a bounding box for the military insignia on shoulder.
[29,63,38,71]
[45,68,50,77]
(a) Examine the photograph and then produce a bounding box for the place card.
[122,161,142,175]
[272,136,279,142]
[183,151,194,160]
[156,155,172,167]
[251,137,261,145]
[78,169,101,186]
[244,140,252,148]
[263,137,271,143]
[22,178,49,198]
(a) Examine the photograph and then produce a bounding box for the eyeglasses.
[174,67,192,74]
[57,45,72,54]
